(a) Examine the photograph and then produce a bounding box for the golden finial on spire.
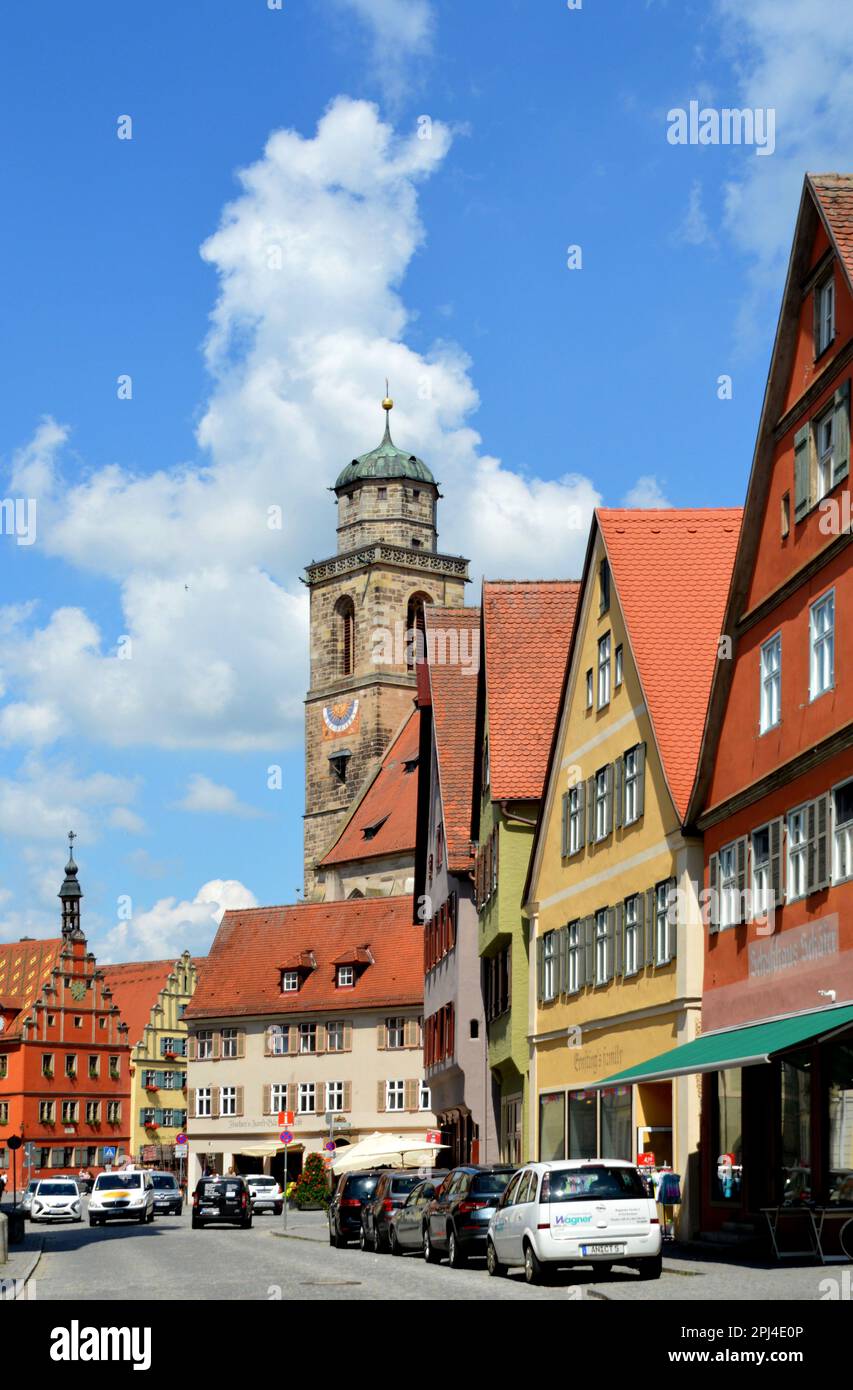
[382,378,393,413]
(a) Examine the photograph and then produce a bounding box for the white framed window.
[299,1023,317,1054]
[337,964,354,987]
[624,896,639,977]
[816,274,835,355]
[61,1100,78,1123]
[419,1081,431,1111]
[196,1030,214,1060]
[810,591,835,700]
[326,1021,345,1052]
[594,909,609,985]
[623,746,640,825]
[655,882,673,965]
[615,644,623,688]
[386,1080,405,1112]
[760,633,781,733]
[86,1101,100,1123]
[281,970,299,993]
[568,784,583,854]
[542,932,556,1002]
[196,1088,212,1118]
[595,767,609,842]
[267,1025,288,1055]
[832,780,853,883]
[162,1071,175,1090]
[567,921,581,994]
[271,1083,288,1112]
[751,826,772,917]
[386,1017,405,1049]
[597,633,611,709]
[816,409,835,500]
[585,669,593,709]
[719,843,739,929]
[326,1080,344,1113]
[221,1028,238,1059]
[787,806,808,901]
[107,1101,121,1123]
[298,1083,315,1115]
[220,1086,237,1117]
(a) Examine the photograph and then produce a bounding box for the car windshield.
[390,1176,420,1195]
[547,1166,647,1203]
[95,1173,143,1191]
[151,1175,178,1189]
[472,1172,513,1198]
[345,1175,378,1198]
[37,1182,77,1196]
[249,1177,275,1186]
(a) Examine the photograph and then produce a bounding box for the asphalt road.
[20,1206,851,1302]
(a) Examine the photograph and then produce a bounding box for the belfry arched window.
[336,596,355,677]
[406,591,432,671]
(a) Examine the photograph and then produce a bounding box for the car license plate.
[581,1242,625,1256]
[201,1205,217,1214]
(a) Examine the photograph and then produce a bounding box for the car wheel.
[359,1224,369,1252]
[637,1253,662,1281]
[138,1210,147,1224]
[486,1239,506,1278]
[274,1203,283,1216]
[176,1205,183,1217]
[423,1225,440,1263]
[191,1216,201,1230]
[523,1241,546,1286]
[390,1228,402,1257]
[448,1227,466,1269]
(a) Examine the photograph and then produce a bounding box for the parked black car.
[150,1171,183,1216]
[360,1169,448,1252]
[191,1175,252,1229]
[388,1177,442,1255]
[328,1171,380,1247]
[424,1165,516,1267]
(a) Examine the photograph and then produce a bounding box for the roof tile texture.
[810,174,853,285]
[102,959,186,1049]
[423,607,481,872]
[320,708,420,866]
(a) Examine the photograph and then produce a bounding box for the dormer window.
[402,756,418,774]
[281,970,300,993]
[337,965,354,988]
[815,272,835,356]
[362,815,389,842]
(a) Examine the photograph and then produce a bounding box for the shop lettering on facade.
[572,1044,624,1075]
[748,916,839,980]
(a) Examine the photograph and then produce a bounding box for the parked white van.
[487,1159,662,1284]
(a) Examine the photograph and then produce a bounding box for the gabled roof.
[0,938,64,1039]
[598,509,741,821]
[482,581,581,801]
[687,173,853,823]
[185,896,422,1019]
[423,606,481,873]
[101,959,184,1051]
[319,707,420,867]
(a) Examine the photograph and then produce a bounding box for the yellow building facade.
[524,512,737,1236]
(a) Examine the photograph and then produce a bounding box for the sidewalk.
[0,1223,43,1298]
[272,1208,329,1242]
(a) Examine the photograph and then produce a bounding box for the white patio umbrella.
[330,1132,447,1175]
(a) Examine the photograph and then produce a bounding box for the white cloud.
[174,774,264,819]
[674,180,716,248]
[98,878,258,962]
[621,475,672,508]
[0,758,140,843]
[330,0,434,98]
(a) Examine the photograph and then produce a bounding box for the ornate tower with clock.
[303,396,469,895]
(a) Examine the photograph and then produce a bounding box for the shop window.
[780,1053,811,1205]
[539,1092,566,1161]
[712,1069,743,1203]
[827,1041,853,1205]
[600,1086,632,1161]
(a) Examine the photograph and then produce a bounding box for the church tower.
[303,395,469,895]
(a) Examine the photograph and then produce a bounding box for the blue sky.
[1,0,852,959]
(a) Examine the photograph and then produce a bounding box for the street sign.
[7,1135,22,1151]
[175,1132,187,1145]
[102,1146,116,1160]
[280,1131,293,1145]
[425,1130,441,1145]
[324,1141,336,1152]
[278,1111,294,1126]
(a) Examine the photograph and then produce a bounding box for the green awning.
[593,1004,853,1088]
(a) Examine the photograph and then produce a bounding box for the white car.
[487,1159,662,1285]
[88,1170,156,1226]
[30,1178,82,1223]
[246,1175,284,1214]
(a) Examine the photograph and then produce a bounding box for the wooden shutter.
[536,936,545,1003]
[604,764,614,835]
[561,792,570,857]
[315,1082,325,1115]
[211,1032,221,1060]
[770,819,784,906]
[557,926,568,996]
[262,1084,271,1115]
[794,423,811,520]
[188,1089,197,1119]
[833,378,850,485]
[234,1086,244,1117]
[636,743,646,819]
[614,757,623,829]
[211,1087,220,1119]
[377,1020,387,1050]
[587,776,596,843]
[708,853,720,932]
[644,889,655,964]
[404,1017,419,1048]
[404,1079,418,1112]
[236,1030,246,1059]
[187,1034,197,1061]
[616,901,625,977]
[288,1025,299,1054]
[583,917,594,985]
[577,780,585,849]
[808,794,831,892]
[342,1081,352,1112]
[447,1007,455,1059]
[736,837,748,923]
[448,893,457,949]
[605,907,616,982]
[316,1023,326,1054]
[342,1021,353,1052]
[287,1082,297,1114]
[376,1081,386,1113]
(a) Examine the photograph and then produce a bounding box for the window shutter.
[736,837,748,923]
[211,1087,220,1119]
[809,794,831,892]
[342,1021,353,1052]
[614,757,623,829]
[377,1020,387,1051]
[316,1023,326,1054]
[644,889,655,964]
[235,1086,244,1117]
[561,792,570,857]
[557,927,568,995]
[583,917,594,986]
[708,853,720,932]
[448,893,457,949]
[577,780,586,849]
[794,423,811,520]
[605,907,615,982]
[536,936,545,1003]
[212,1032,221,1060]
[404,1079,418,1112]
[288,1025,299,1054]
[770,819,784,906]
[187,1035,197,1061]
[287,1083,297,1114]
[262,1084,271,1115]
[666,878,678,963]
[377,1081,386,1113]
[833,379,850,485]
[236,1031,246,1059]
[636,743,646,819]
[404,1017,419,1048]
[342,1081,352,1112]
[188,1090,197,1119]
[616,901,625,978]
[587,776,596,843]
[315,1082,325,1115]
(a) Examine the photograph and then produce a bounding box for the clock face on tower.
[70,979,87,1002]
[322,698,360,738]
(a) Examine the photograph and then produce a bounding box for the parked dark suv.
[360,1170,448,1252]
[424,1165,516,1267]
[191,1175,253,1229]
[328,1171,379,1248]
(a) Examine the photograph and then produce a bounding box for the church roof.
[334,415,435,490]
[319,708,421,867]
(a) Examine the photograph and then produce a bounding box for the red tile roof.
[423,606,481,872]
[0,939,63,1037]
[319,707,420,866]
[598,508,742,821]
[101,959,182,1050]
[809,174,853,289]
[185,896,422,1019]
[483,581,581,800]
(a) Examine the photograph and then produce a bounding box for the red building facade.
[0,841,131,1187]
[689,175,853,1241]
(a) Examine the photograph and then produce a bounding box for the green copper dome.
[335,411,435,490]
